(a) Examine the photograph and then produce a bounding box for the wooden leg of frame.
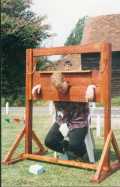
[2,127,25,163]
[91,161,120,183]
[32,130,47,154]
[91,130,112,182]
[5,158,24,165]
[2,154,25,165]
[112,132,120,161]
[111,161,120,170]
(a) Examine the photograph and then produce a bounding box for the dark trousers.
[45,123,88,158]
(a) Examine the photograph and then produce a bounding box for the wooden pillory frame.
[3,42,120,183]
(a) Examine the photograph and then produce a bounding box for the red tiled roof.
[81,14,120,51]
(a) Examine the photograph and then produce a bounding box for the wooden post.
[100,43,112,171]
[5,102,9,115]
[25,49,33,153]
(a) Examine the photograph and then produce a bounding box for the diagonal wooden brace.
[91,130,112,182]
[2,127,47,164]
[3,127,25,163]
[112,132,120,162]
[32,130,47,154]
[91,130,120,183]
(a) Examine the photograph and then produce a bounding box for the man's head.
[64,60,72,71]
[51,72,69,95]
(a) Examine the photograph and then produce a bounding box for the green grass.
[112,96,120,106]
[1,113,120,187]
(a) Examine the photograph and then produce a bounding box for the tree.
[65,16,88,46]
[1,0,50,105]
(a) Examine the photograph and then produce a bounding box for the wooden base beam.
[2,153,25,165]
[22,153,97,170]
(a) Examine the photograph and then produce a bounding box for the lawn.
[1,111,120,187]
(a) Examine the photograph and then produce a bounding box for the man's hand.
[59,123,69,137]
[32,84,41,97]
[85,85,96,102]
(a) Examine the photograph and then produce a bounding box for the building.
[44,14,120,97]
[81,14,120,97]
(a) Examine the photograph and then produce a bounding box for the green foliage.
[1,0,50,46]
[36,56,51,70]
[1,0,50,105]
[65,16,88,46]
[112,96,120,106]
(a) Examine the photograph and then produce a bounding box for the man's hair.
[51,72,63,89]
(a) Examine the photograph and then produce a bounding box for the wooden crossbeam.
[23,153,97,170]
[32,43,102,57]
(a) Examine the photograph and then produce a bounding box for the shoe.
[81,152,89,162]
[59,153,68,160]
[66,151,78,160]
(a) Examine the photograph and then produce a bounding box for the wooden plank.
[32,43,102,57]
[32,86,100,102]
[33,71,94,86]
[23,154,97,170]
[25,49,33,154]
[100,43,112,171]
[26,49,33,100]
[37,70,92,73]
[32,70,100,102]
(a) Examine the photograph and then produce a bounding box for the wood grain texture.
[100,43,112,171]
[32,43,102,57]
[3,128,25,162]
[32,130,46,153]
[33,70,100,102]
[3,43,120,184]
[25,49,33,154]
[112,133,120,161]
[23,153,97,170]
[93,130,112,180]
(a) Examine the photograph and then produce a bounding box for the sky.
[31,0,120,47]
